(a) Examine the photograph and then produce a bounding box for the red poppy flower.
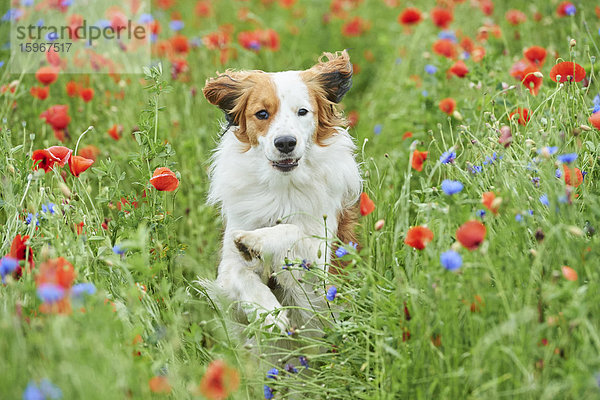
[432,39,457,59]
[149,376,171,394]
[520,64,542,95]
[40,105,71,131]
[402,131,413,140]
[482,191,499,214]
[460,37,474,53]
[505,9,527,25]
[347,110,359,127]
[35,66,59,86]
[549,61,585,83]
[404,226,434,250]
[9,234,34,279]
[68,155,94,177]
[563,165,583,187]
[448,60,469,78]
[589,112,600,130]
[509,107,530,126]
[479,0,493,15]
[523,46,547,66]
[561,265,577,281]
[79,145,100,161]
[456,221,486,250]
[32,146,72,172]
[79,87,94,102]
[359,192,375,216]
[199,360,240,400]
[439,97,456,115]
[398,7,422,26]
[30,86,49,100]
[108,124,122,141]
[431,7,453,29]
[170,34,190,54]
[342,16,369,37]
[195,0,212,17]
[150,167,179,191]
[411,150,428,172]
[66,81,81,97]
[556,2,576,17]
[36,257,75,289]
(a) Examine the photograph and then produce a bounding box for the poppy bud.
[567,226,583,236]
[569,39,576,47]
[533,71,543,78]
[580,124,592,131]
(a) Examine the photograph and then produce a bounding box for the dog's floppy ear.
[203,71,251,125]
[306,50,353,103]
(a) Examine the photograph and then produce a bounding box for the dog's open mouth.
[271,158,300,172]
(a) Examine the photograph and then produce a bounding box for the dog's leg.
[216,249,290,333]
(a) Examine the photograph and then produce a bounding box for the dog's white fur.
[204,52,361,334]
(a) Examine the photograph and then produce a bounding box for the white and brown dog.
[202,51,361,334]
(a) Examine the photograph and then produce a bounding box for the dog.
[202,50,361,335]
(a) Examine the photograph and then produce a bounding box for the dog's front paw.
[233,230,263,261]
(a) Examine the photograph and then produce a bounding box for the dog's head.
[203,51,352,173]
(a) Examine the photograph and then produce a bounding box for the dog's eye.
[255,110,269,120]
[297,108,309,116]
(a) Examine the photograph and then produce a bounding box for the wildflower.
[523,46,547,66]
[589,112,600,130]
[440,150,456,164]
[149,376,171,394]
[557,2,576,17]
[374,219,385,230]
[411,150,428,171]
[68,155,94,177]
[171,34,190,53]
[37,283,66,303]
[509,108,530,126]
[431,7,453,29]
[359,192,375,216]
[557,153,577,163]
[335,241,357,258]
[0,257,18,283]
[71,282,96,297]
[539,146,558,157]
[561,265,577,281]
[456,221,486,250]
[41,203,56,214]
[521,65,543,95]
[66,81,81,97]
[432,39,457,59]
[264,385,274,400]
[35,66,59,86]
[550,61,585,83]
[299,356,309,369]
[402,131,413,140]
[498,125,512,147]
[284,363,298,374]
[150,167,180,191]
[398,7,422,26]
[30,86,49,100]
[113,245,125,255]
[23,379,62,400]
[563,165,583,187]
[404,226,434,250]
[169,20,184,31]
[9,234,34,278]
[425,64,437,74]
[40,105,70,130]
[448,60,469,78]
[440,250,462,270]
[539,194,549,206]
[26,213,39,226]
[326,286,337,301]
[505,9,526,25]
[373,124,382,134]
[341,16,369,37]
[482,191,499,214]
[199,360,240,400]
[439,98,456,115]
[441,180,463,195]
[476,209,486,218]
[79,145,100,161]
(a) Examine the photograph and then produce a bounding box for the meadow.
[1,0,600,398]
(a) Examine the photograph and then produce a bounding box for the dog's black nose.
[274,136,296,154]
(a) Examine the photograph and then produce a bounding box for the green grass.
[1,0,600,398]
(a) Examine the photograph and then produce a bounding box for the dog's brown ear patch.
[203,71,251,125]
[301,50,353,146]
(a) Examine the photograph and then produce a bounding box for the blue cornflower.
[540,194,549,206]
[39,379,62,399]
[469,165,482,174]
[335,246,348,258]
[26,213,39,226]
[594,94,600,106]
[438,30,457,42]
[440,250,462,271]
[37,284,65,303]
[0,257,18,283]
[421,90,429,97]
[555,168,562,179]
[112,245,125,255]
[439,150,455,164]
[266,368,278,380]
[42,203,56,214]
[395,57,402,65]
[151,33,158,43]
[532,177,540,187]
[2,8,23,21]
[249,41,261,50]
[483,152,500,165]
[263,385,274,400]
[71,283,96,298]
[462,51,470,60]
[528,210,534,216]
[593,105,600,114]
[300,259,310,270]
[557,153,577,163]
[373,124,382,135]
[539,146,558,155]
[62,0,73,6]
[582,171,588,181]
[21,0,34,6]
[424,64,437,74]
[46,32,59,41]
[326,286,337,301]
[564,4,576,16]
[476,209,486,218]
[23,382,45,400]
[441,180,463,195]
[139,13,154,24]
[284,363,298,373]
[299,356,309,369]
[515,214,523,222]
[169,20,184,31]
